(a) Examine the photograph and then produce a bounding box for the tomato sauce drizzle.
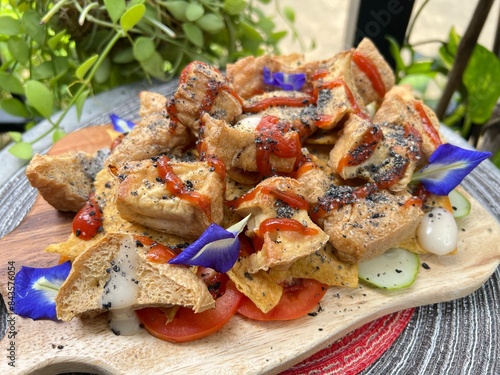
[254,115,301,176]
[256,218,318,237]
[242,96,314,113]
[336,125,383,173]
[228,184,309,211]
[156,155,212,221]
[135,235,178,264]
[414,101,442,147]
[72,194,103,240]
[352,50,386,98]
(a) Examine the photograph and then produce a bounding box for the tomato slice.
[237,278,328,321]
[136,279,243,343]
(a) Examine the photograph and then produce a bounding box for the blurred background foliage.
[0,0,301,159]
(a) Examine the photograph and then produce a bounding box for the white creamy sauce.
[417,207,458,255]
[101,237,141,335]
[236,116,262,131]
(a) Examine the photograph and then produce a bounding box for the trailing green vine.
[0,0,303,160]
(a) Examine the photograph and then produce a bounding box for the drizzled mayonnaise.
[417,207,458,255]
[101,236,141,335]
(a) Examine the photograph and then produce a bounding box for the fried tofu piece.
[231,177,329,272]
[56,232,215,321]
[26,149,109,212]
[269,242,358,288]
[138,91,168,118]
[320,187,423,264]
[226,53,314,99]
[228,255,283,313]
[311,50,370,130]
[201,113,300,177]
[329,114,423,191]
[115,158,225,238]
[352,38,395,104]
[373,85,442,163]
[169,61,242,135]
[106,113,192,168]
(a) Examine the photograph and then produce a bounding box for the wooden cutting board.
[1,125,499,375]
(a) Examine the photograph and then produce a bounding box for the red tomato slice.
[237,278,328,321]
[136,280,243,343]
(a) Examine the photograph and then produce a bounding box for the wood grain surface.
[0,125,499,375]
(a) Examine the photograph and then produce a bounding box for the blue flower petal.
[13,261,71,320]
[168,215,251,273]
[110,113,136,133]
[263,67,306,91]
[412,143,491,195]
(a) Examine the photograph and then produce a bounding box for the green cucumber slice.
[358,248,419,290]
[448,189,471,218]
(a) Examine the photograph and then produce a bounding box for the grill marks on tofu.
[168,61,243,136]
[115,158,225,238]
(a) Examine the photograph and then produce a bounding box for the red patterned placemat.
[281,308,415,375]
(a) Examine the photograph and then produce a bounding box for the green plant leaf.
[492,149,500,169]
[75,89,90,121]
[76,54,99,80]
[22,10,45,45]
[48,29,68,50]
[8,132,23,143]
[24,81,54,119]
[9,142,33,160]
[142,51,167,80]
[94,57,111,84]
[282,6,295,23]
[223,0,247,16]
[120,4,146,33]
[7,36,29,65]
[183,23,204,47]
[0,72,24,95]
[196,13,225,34]
[104,0,126,23]
[0,98,30,118]
[133,37,156,61]
[0,16,21,36]
[399,74,433,96]
[386,36,405,79]
[164,1,189,22]
[186,2,204,22]
[52,128,66,143]
[112,47,135,64]
[463,44,500,124]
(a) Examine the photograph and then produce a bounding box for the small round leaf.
[76,54,99,80]
[196,14,225,34]
[0,16,21,36]
[52,128,67,143]
[164,1,189,22]
[133,37,156,61]
[0,98,30,118]
[185,3,204,22]
[9,142,33,160]
[24,80,54,119]
[182,23,204,48]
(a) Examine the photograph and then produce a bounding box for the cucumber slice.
[448,189,471,218]
[358,248,419,290]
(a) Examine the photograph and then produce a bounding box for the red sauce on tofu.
[256,218,318,236]
[336,124,383,173]
[110,133,125,152]
[352,50,386,98]
[156,155,212,221]
[242,96,314,113]
[228,184,309,211]
[135,236,178,264]
[166,97,181,128]
[414,101,442,147]
[254,115,301,176]
[72,195,103,240]
[314,78,370,121]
